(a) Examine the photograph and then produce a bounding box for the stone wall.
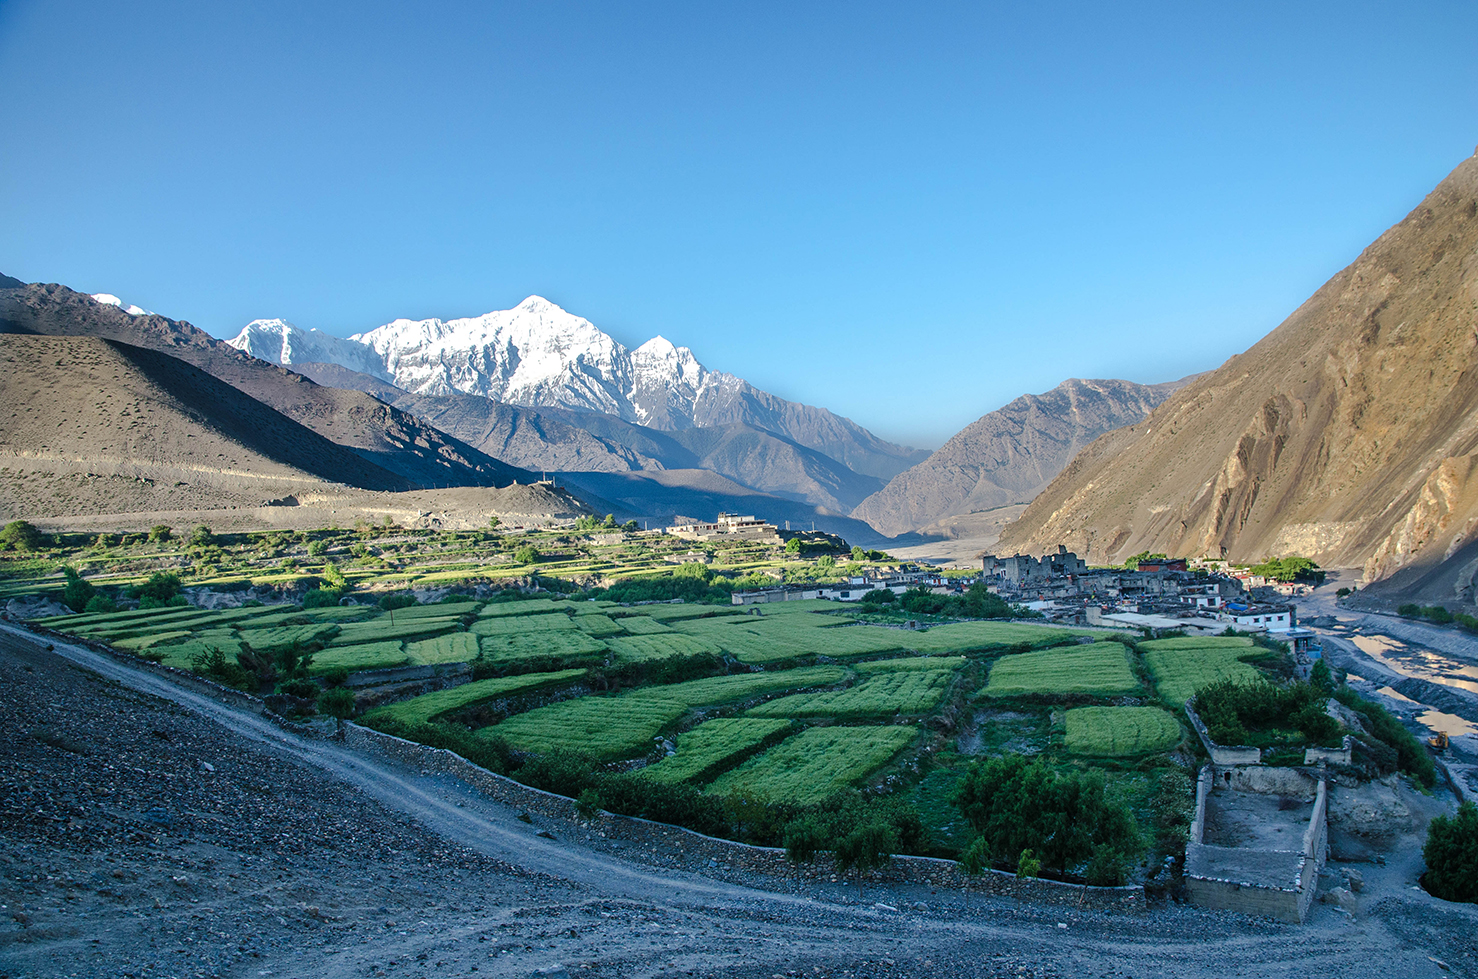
[1184,698,1263,765]
[1303,736,1353,767]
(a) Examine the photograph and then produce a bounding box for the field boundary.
[344,720,1144,910]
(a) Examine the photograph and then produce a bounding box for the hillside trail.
[3,623,1476,978]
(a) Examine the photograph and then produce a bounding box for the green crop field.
[854,655,967,673]
[604,633,721,664]
[236,622,341,653]
[706,725,917,805]
[365,668,586,726]
[747,669,953,718]
[634,604,743,623]
[983,643,1140,698]
[629,664,849,708]
[471,614,578,636]
[641,718,793,784]
[309,640,409,674]
[672,616,905,664]
[902,621,1082,653]
[1063,707,1182,756]
[151,629,243,670]
[329,616,463,646]
[616,615,672,635]
[1139,636,1255,652]
[490,696,688,760]
[573,614,624,637]
[112,630,191,650]
[405,632,481,665]
[390,601,481,619]
[477,598,569,618]
[478,630,608,668]
[1144,645,1264,706]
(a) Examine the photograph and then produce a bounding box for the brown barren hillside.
[851,377,1189,536]
[998,150,1478,601]
[0,282,531,489]
[0,334,416,517]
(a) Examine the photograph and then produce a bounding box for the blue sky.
[1,1,1475,448]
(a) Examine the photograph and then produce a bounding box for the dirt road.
[2,624,1476,979]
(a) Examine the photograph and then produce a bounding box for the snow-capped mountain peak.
[91,293,151,316]
[228,318,392,380]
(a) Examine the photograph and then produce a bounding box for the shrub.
[307,540,328,557]
[1085,844,1130,886]
[320,666,350,687]
[1016,848,1041,879]
[60,566,95,613]
[783,816,828,865]
[280,678,319,699]
[379,592,418,611]
[514,544,540,565]
[83,594,118,614]
[1333,688,1437,787]
[0,520,43,552]
[1193,678,1341,748]
[953,754,1141,875]
[1336,587,1351,598]
[1423,802,1478,903]
[834,821,897,876]
[191,646,251,690]
[131,571,183,604]
[189,525,214,547]
[301,588,341,609]
[860,589,896,605]
[575,788,602,821]
[148,524,173,543]
[318,686,357,719]
[1398,603,1455,625]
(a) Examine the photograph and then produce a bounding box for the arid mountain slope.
[852,378,1188,536]
[0,335,415,518]
[998,151,1478,598]
[0,283,532,490]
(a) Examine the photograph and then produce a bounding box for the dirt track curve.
[2,623,1475,979]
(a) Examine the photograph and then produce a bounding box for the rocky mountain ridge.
[229,297,927,481]
[998,150,1478,604]
[851,377,1191,536]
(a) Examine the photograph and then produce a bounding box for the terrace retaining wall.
[1184,697,1262,765]
[344,721,1145,911]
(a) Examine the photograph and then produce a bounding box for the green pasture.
[1143,643,1264,706]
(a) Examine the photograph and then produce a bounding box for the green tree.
[487,516,501,529]
[130,571,184,606]
[148,524,173,543]
[785,537,803,555]
[1423,802,1478,903]
[1016,848,1041,879]
[0,520,43,552]
[83,594,118,613]
[834,820,897,891]
[514,544,540,565]
[188,525,214,547]
[576,787,603,821]
[317,686,357,720]
[60,566,95,612]
[851,545,865,561]
[783,816,828,868]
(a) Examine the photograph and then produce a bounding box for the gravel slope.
[2,625,1476,979]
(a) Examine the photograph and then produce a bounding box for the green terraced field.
[405,632,481,665]
[604,633,722,664]
[1138,635,1256,652]
[1144,645,1264,706]
[573,614,625,637]
[389,601,481,620]
[236,622,341,653]
[854,655,968,673]
[309,641,409,675]
[365,668,586,725]
[478,630,608,667]
[902,621,1083,653]
[471,614,578,636]
[489,696,688,760]
[477,598,570,618]
[328,616,462,646]
[1063,706,1183,756]
[747,669,953,718]
[631,604,742,623]
[112,630,191,650]
[672,616,906,664]
[151,630,243,671]
[705,725,917,805]
[982,643,1140,698]
[616,615,672,635]
[641,718,793,784]
[629,665,849,708]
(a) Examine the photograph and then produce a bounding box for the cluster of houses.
[668,513,782,544]
[979,546,1313,647]
[732,568,955,605]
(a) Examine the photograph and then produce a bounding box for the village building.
[667,513,781,543]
